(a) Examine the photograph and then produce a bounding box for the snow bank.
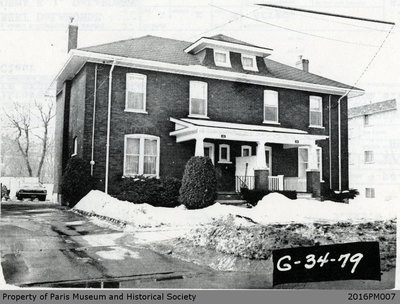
[73,191,398,229]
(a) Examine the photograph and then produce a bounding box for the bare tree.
[5,101,54,179]
[5,103,33,176]
[34,101,54,179]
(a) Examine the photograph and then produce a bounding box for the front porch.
[170,118,327,197]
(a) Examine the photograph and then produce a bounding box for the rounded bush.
[179,156,217,209]
[61,157,96,207]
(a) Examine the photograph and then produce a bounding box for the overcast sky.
[1,0,399,119]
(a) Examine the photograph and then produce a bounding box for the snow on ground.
[73,190,398,229]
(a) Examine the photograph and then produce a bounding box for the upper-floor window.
[364,150,374,163]
[365,187,375,198]
[214,49,231,67]
[263,90,279,123]
[241,54,258,71]
[189,81,208,118]
[309,96,323,127]
[364,114,370,126]
[124,134,160,177]
[126,73,147,113]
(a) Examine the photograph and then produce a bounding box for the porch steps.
[216,192,247,205]
[296,192,314,200]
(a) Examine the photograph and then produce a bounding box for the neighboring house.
[52,25,363,202]
[348,99,400,200]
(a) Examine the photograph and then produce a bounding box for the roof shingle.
[348,99,397,118]
[80,35,357,90]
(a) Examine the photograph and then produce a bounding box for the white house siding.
[348,106,400,200]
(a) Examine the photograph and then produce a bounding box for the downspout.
[90,64,98,176]
[105,60,116,194]
[337,90,350,192]
[328,95,332,189]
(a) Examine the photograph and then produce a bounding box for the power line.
[257,4,395,25]
[185,7,262,40]
[209,4,381,48]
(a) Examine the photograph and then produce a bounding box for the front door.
[265,146,272,174]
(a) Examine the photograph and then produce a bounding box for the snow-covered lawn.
[73,190,398,229]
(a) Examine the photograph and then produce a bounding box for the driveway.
[0,201,269,288]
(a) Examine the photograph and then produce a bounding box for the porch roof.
[170,118,328,146]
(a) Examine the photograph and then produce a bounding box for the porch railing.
[236,175,307,192]
[235,176,255,191]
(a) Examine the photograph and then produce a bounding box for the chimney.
[296,55,309,72]
[67,19,78,53]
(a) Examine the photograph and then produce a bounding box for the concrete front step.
[296,192,314,200]
[215,199,248,205]
[216,192,243,201]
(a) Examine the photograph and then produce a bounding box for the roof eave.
[52,50,363,97]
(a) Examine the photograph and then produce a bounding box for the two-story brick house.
[53,25,363,202]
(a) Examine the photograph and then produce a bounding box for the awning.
[170,117,328,146]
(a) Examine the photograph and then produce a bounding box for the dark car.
[16,183,47,201]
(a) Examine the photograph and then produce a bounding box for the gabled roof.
[79,35,357,91]
[208,34,266,49]
[348,99,397,118]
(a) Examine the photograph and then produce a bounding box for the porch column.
[255,141,267,169]
[194,135,205,157]
[255,141,268,190]
[307,144,321,197]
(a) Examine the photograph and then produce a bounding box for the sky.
[0,0,399,120]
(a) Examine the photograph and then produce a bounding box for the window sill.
[122,174,159,179]
[188,114,209,119]
[263,120,280,125]
[218,161,232,164]
[215,62,231,68]
[124,109,148,114]
[309,125,325,129]
[243,67,258,72]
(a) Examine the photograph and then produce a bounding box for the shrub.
[112,176,181,208]
[179,156,217,209]
[1,185,10,200]
[241,188,297,206]
[321,188,359,203]
[61,157,97,207]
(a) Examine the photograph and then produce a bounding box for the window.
[214,49,231,67]
[204,142,215,164]
[72,137,78,156]
[241,145,252,157]
[124,134,160,177]
[364,150,374,163]
[241,54,258,71]
[364,114,370,126]
[189,81,208,117]
[125,73,147,112]
[365,188,375,198]
[309,96,323,127]
[264,90,279,123]
[219,144,231,163]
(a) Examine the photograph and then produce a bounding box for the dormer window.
[214,49,231,67]
[241,54,258,71]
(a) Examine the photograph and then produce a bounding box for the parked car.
[16,183,47,201]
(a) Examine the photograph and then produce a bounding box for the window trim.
[189,80,208,118]
[241,145,252,157]
[263,90,279,124]
[241,54,258,71]
[204,142,215,164]
[123,134,160,177]
[364,150,374,164]
[71,136,78,157]
[213,49,231,68]
[218,144,231,163]
[125,73,148,113]
[309,96,323,128]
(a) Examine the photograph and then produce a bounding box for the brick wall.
[56,62,349,194]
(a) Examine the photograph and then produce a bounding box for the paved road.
[0,201,269,288]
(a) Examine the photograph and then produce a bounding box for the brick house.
[53,25,363,202]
